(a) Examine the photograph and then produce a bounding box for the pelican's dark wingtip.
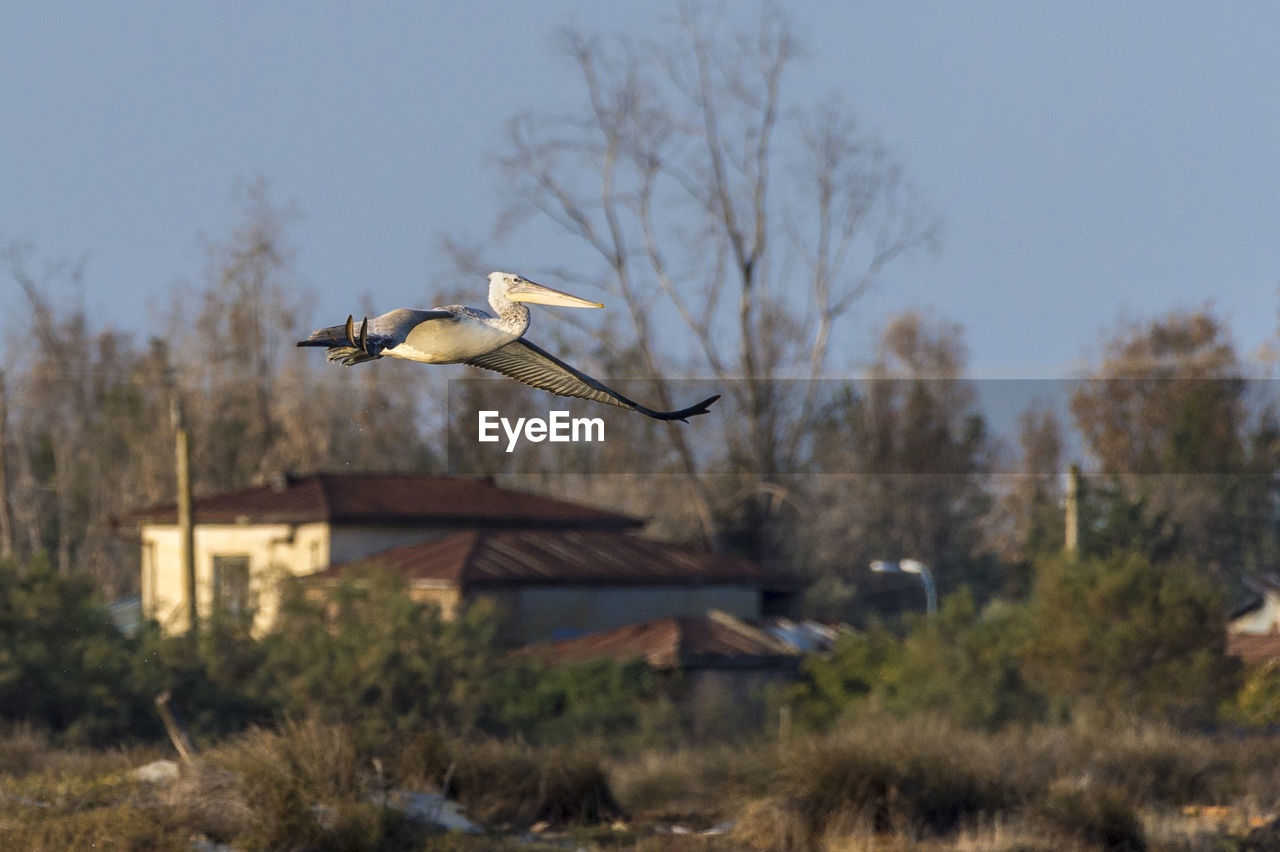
[692,393,721,415]
[670,393,721,423]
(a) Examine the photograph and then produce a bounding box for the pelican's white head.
[488,272,604,309]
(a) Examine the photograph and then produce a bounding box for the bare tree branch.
[490,4,938,554]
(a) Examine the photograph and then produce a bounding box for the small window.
[212,554,252,625]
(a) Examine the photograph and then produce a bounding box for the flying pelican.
[297,272,720,422]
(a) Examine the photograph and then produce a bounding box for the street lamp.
[870,559,937,617]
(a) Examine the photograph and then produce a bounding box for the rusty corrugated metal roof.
[1226,632,1280,665]
[317,528,801,588]
[122,473,641,529]
[522,612,800,669]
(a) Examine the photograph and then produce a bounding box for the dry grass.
[3,716,1280,850]
[607,741,775,825]
[434,739,621,828]
[0,729,184,851]
[386,728,624,829]
[0,721,164,780]
[770,717,1025,843]
[199,716,431,850]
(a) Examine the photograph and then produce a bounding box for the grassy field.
[3,715,1280,851]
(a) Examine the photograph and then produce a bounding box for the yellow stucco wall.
[142,522,456,634]
[141,521,330,633]
[407,580,462,616]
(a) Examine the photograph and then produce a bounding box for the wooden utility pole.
[172,397,197,634]
[1065,463,1081,553]
[0,371,14,560]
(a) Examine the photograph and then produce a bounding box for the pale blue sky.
[5,2,1279,378]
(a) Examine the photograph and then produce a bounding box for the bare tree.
[1070,309,1278,576]
[1071,310,1243,477]
[493,3,938,547]
[3,242,174,592]
[184,178,304,490]
[182,179,442,486]
[6,246,92,575]
[799,312,993,615]
[984,406,1064,579]
[0,187,447,596]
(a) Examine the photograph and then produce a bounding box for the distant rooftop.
[124,472,641,530]
[520,611,800,670]
[1227,632,1280,666]
[314,528,801,589]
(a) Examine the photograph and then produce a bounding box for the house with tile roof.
[124,472,641,633]
[1227,574,1280,665]
[126,472,801,641]
[309,528,801,644]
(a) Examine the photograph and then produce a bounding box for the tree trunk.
[0,372,14,560]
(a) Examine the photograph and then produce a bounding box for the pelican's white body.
[395,307,522,364]
[382,272,597,364]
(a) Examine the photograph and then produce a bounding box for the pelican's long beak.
[506,277,604,309]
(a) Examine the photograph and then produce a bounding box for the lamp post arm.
[918,565,937,617]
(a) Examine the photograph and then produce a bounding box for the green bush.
[0,555,273,746]
[256,567,503,739]
[128,620,275,743]
[1224,660,1280,727]
[257,567,680,747]
[876,593,1046,728]
[0,556,689,751]
[791,550,1241,734]
[785,624,897,729]
[488,656,664,745]
[1021,549,1239,726]
[0,556,155,745]
[788,590,1046,731]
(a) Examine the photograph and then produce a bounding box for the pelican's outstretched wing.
[464,338,720,422]
[297,309,455,365]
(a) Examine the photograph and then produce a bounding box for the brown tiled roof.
[1226,632,1280,665]
[316,528,800,588]
[522,612,799,670]
[123,473,641,529]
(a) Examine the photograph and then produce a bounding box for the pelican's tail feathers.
[296,318,383,366]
